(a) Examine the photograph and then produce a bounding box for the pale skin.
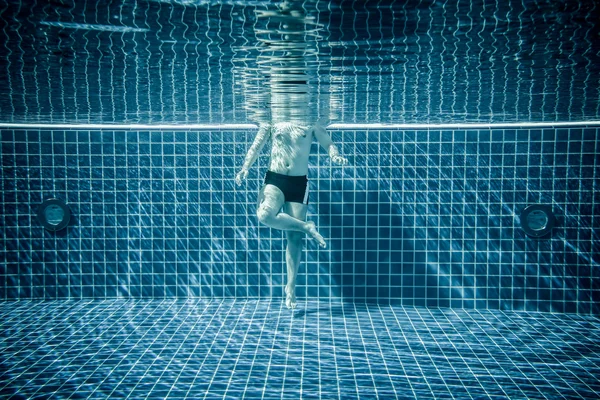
[235,122,348,309]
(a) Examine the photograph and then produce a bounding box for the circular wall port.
[520,204,555,238]
[37,198,71,232]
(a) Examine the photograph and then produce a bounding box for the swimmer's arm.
[313,124,348,166]
[243,123,271,170]
[236,124,271,185]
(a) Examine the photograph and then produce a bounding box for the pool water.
[1,1,600,399]
[0,0,599,124]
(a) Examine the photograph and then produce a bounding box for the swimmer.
[236,121,348,308]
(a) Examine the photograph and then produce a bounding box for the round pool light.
[520,204,555,238]
[37,198,71,232]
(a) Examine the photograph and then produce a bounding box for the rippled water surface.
[0,0,599,124]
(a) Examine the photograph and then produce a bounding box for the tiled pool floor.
[1,299,599,399]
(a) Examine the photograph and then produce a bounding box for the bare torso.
[268,122,314,176]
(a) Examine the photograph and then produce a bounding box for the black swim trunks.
[264,170,309,204]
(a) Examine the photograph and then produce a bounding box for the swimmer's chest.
[273,126,314,146]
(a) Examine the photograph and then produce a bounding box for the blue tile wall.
[1,128,598,314]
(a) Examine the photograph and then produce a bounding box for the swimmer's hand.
[235,169,248,186]
[331,155,348,166]
[328,145,348,166]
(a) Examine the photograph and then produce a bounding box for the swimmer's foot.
[305,221,326,248]
[285,285,296,309]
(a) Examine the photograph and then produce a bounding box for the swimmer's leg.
[257,185,326,248]
[283,202,308,309]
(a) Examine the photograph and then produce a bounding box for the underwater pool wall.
[0,127,598,314]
